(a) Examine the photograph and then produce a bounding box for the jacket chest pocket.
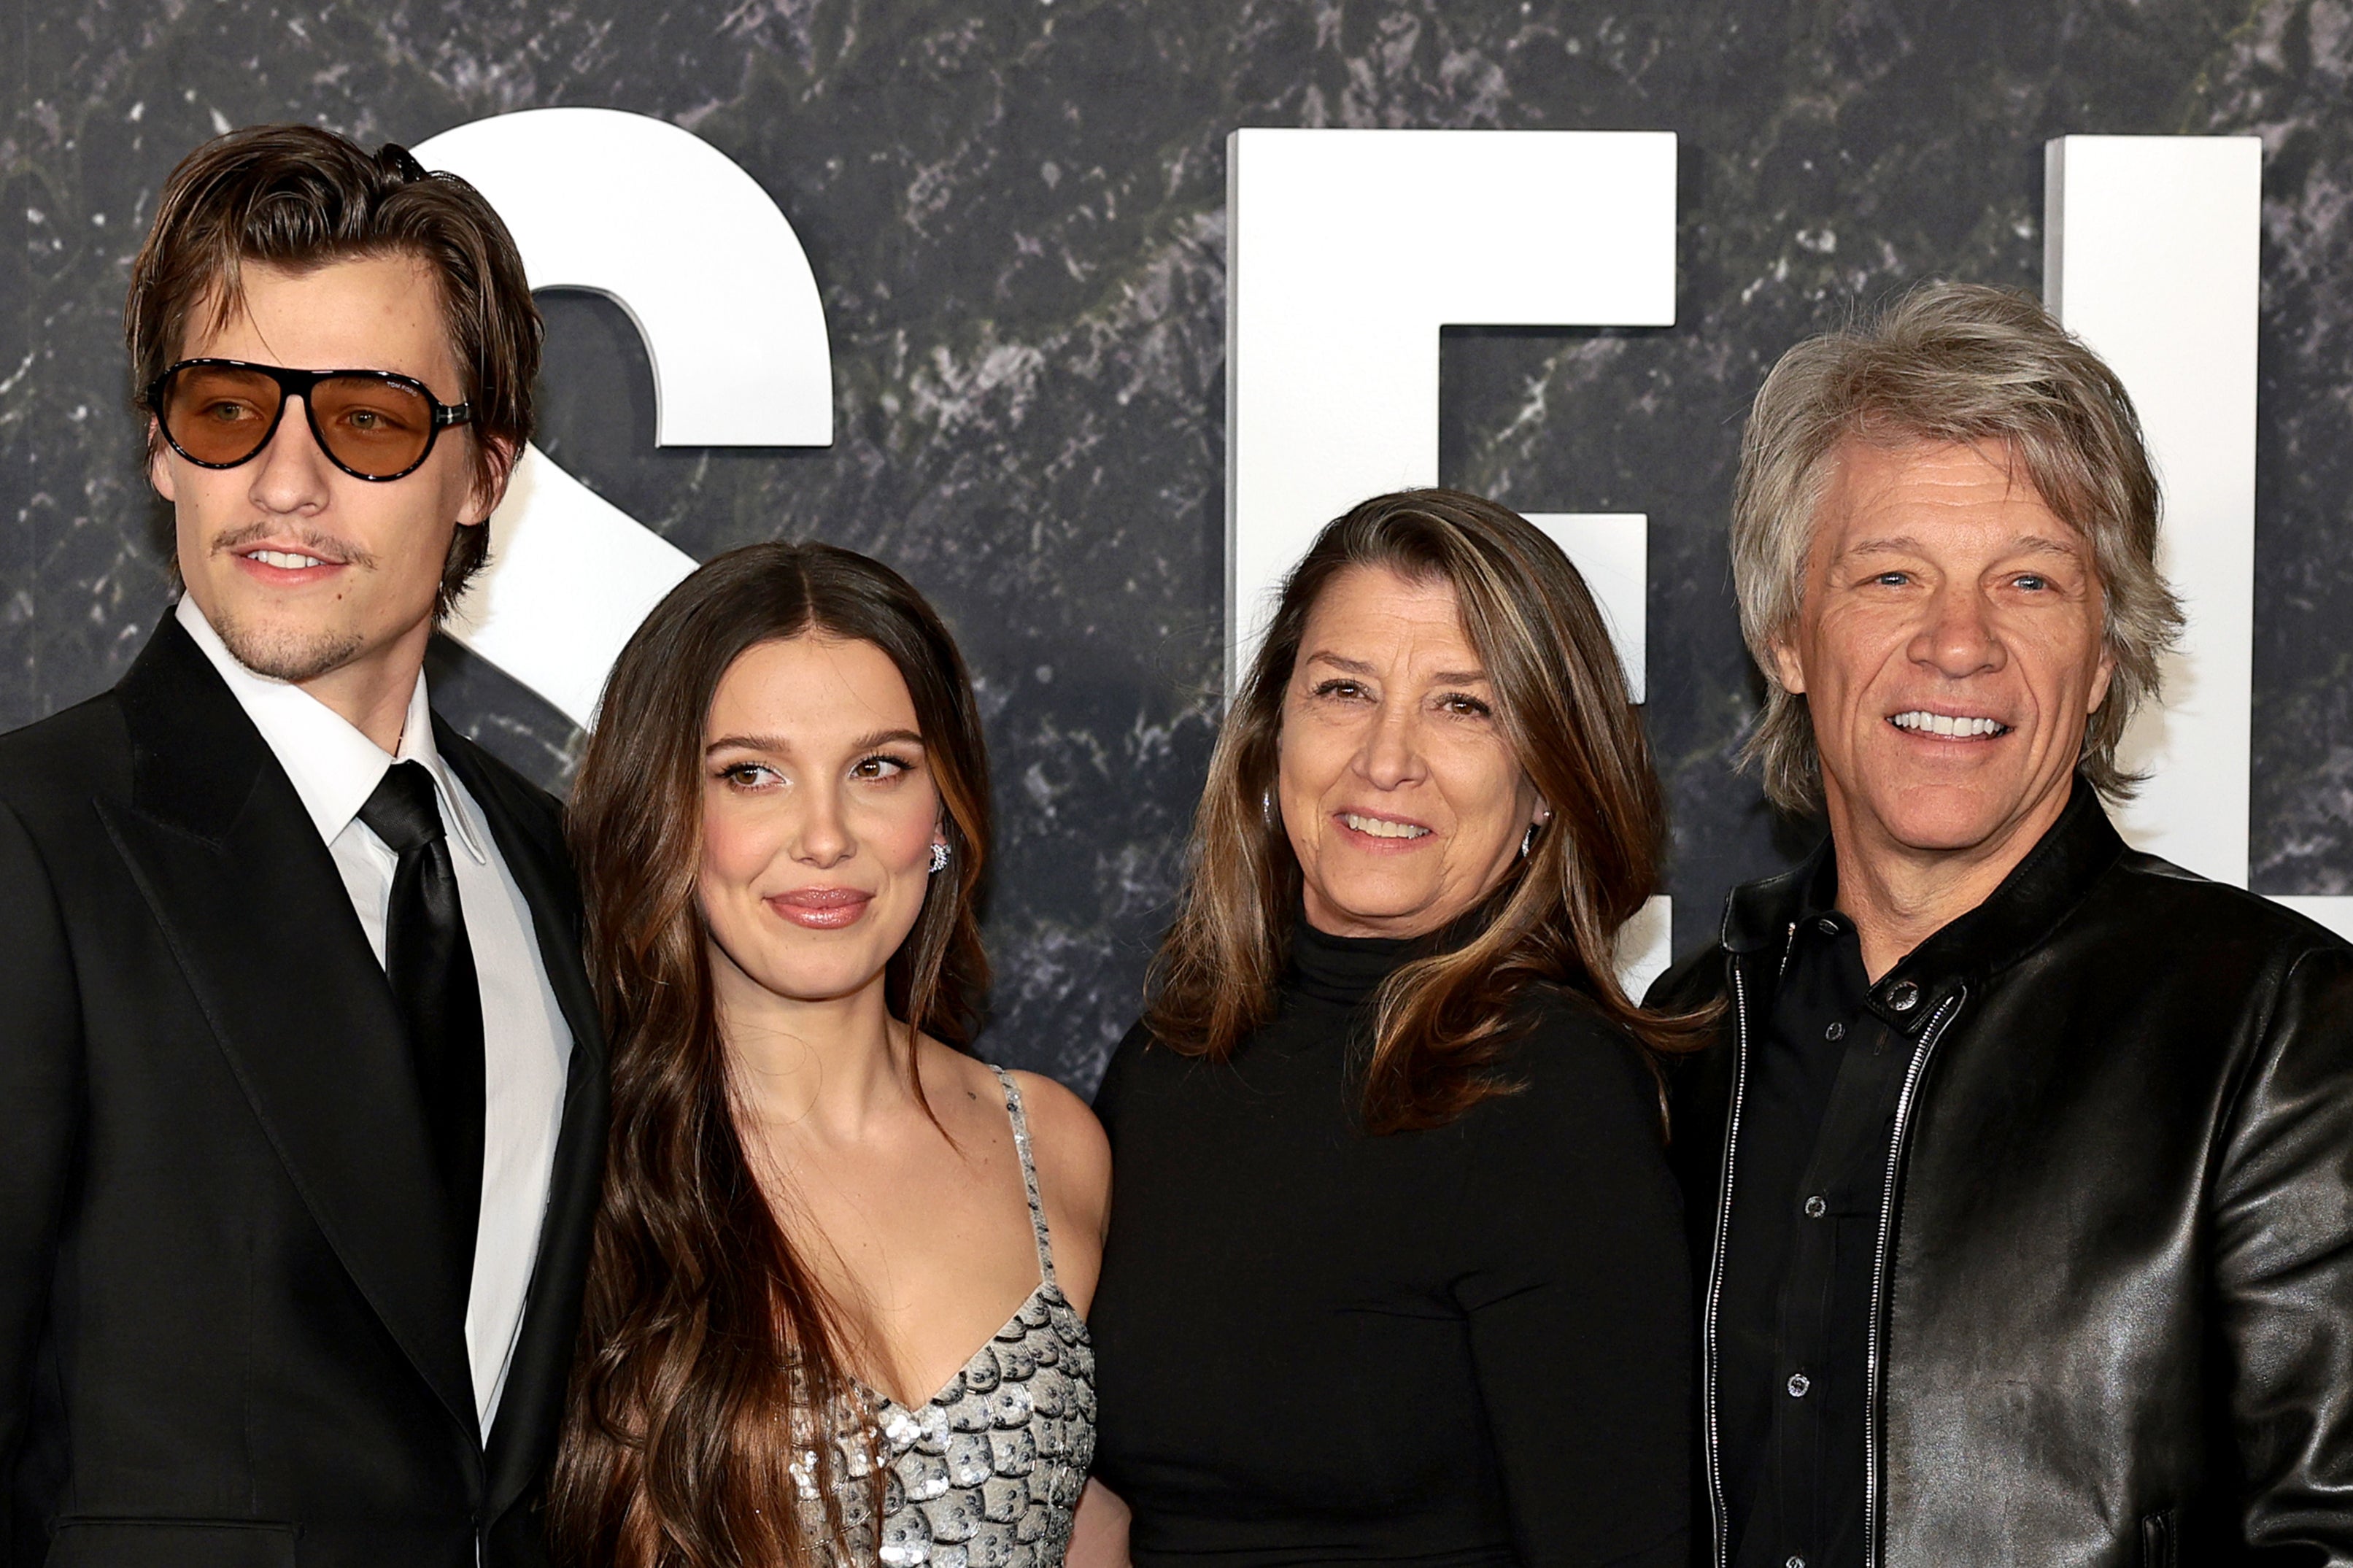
[2138,1508,2177,1568]
[47,1519,298,1567]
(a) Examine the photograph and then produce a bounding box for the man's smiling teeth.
[1890,710,2008,738]
[247,549,327,570]
[1343,813,1430,839]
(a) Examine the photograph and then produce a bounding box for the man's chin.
[1856,781,2064,859]
[211,611,366,686]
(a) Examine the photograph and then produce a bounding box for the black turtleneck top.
[1087,922,1693,1567]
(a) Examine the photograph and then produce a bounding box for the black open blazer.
[0,614,608,1568]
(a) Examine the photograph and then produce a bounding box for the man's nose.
[245,395,336,515]
[1912,584,2005,679]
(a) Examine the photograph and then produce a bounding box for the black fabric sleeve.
[1089,1019,1151,1120]
[1450,999,1694,1567]
[0,800,83,1539]
[2218,944,2353,1561]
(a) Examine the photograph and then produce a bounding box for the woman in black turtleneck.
[1081,491,1701,1568]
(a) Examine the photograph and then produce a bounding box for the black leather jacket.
[1650,783,2353,1567]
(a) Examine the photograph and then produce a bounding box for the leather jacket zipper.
[1701,945,1763,1568]
[1861,986,1965,1568]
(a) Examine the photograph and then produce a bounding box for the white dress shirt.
[177,596,573,1432]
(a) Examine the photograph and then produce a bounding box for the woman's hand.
[1064,1479,1132,1568]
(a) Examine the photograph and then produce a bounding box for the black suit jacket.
[0,615,608,1568]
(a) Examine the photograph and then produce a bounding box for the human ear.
[147,419,178,504]
[2085,646,2117,715]
[460,434,519,527]
[1769,636,1809,696]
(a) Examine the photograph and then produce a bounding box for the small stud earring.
[929,842,951,875]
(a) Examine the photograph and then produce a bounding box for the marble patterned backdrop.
[6,0,2350,1092]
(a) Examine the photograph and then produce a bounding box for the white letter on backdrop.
[2046,135,2260,887]
[414,107,833,725]
[2049,134,2353,937]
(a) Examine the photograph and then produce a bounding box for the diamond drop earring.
[929,841,951,875]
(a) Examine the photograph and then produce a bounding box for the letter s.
[414,107,833,725]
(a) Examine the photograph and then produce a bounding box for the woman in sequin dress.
[1088,490,1704,1565]
[550,542,1116,1567]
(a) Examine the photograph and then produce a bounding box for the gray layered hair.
[1732,281,2184,814]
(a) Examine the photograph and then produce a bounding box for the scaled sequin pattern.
[797,1283,1096,1567]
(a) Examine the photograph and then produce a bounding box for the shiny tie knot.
[358,760,447,854]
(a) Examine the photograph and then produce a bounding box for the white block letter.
[414,108,834,725]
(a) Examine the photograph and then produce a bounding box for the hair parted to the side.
[1731,280,2184,814]
[1145,487,1712,1136]
[551,541,992,1567]
[123,123,541,619]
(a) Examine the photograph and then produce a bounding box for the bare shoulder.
[1007,1070,1112,1237]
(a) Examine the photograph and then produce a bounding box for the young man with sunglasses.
[0,126,605,1567]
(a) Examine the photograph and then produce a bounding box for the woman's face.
[1276,564,1545,940]
[697,635,946,1013]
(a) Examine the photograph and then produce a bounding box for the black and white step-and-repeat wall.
[7,1,2352,1089]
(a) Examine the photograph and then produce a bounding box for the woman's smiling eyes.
[716,760,780,790]
[1305,676,1492,719]
[712,752,919,790]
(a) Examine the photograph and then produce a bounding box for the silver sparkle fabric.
[796,1067,1096,1567]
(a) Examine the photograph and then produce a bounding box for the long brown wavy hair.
[1147,488,1708,1135]
[551,541,992,1567]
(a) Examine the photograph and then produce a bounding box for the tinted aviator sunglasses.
[146,358,473,482]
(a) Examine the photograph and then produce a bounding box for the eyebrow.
[1302,651,1491,685]
[704,727,924,757]
[1843,533,2084,560]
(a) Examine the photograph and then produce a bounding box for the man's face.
[1773,437,2115,865]
[150,253,494,686]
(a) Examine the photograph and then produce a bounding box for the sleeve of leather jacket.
[2218,943,2353,1560]
[0,797,82,1539]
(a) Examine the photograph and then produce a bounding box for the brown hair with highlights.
[551,541,992,1567]
[124,123,540,617]
[1146,487,1709,1135]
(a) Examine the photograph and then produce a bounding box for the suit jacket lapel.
[100,618,479,1437]
[438,725,610,1517]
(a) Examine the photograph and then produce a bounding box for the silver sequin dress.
[796,1067,1097,1567]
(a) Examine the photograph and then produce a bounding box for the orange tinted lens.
[311,375,434,476]
[162,366,282,465]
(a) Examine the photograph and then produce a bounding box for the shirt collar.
[174,596,489,865]
[1721,777,2128,1031]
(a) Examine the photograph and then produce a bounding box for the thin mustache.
[209,521,377,570]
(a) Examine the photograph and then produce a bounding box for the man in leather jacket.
[1648,282,2353,1568]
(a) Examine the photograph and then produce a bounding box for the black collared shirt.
[1719,881,1916,1568]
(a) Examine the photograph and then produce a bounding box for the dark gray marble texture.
[6,0,2350,1091]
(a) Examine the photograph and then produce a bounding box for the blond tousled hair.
[1732,281,2184,814]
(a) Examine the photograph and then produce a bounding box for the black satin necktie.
[358,760,484,1286]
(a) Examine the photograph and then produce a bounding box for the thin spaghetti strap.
[989,1065,1058,1286]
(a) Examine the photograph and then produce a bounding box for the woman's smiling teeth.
[247,549,327,570]
[1890,709,2009,738]
[1342,812,1430,839]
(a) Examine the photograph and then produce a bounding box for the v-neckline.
[858,1274,1059,1415]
